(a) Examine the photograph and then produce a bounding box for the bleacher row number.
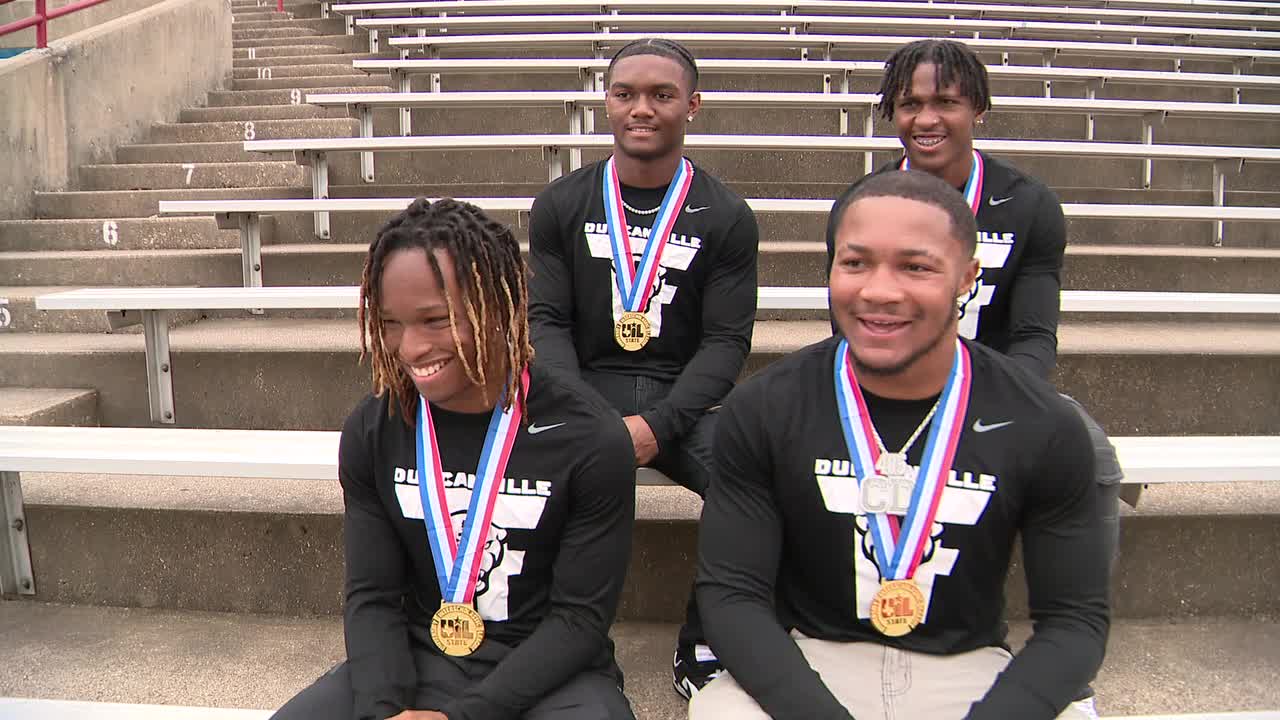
[0,298,10,330]
[258,68,272,80]
[182,164,195,185]
[102,221,120,247]
[290,89,302,105]
[247,48,256,59]
[244,122,256,141]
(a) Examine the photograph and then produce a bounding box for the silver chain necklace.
[869,397,942,481]
[622,200,661,216]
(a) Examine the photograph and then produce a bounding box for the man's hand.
[623,415,660,466]
[389,711,447,720]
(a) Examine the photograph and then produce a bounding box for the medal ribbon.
[416,369,528,604]
[601,156,695,312]
[901,150,984,216]
[833,339,972,580]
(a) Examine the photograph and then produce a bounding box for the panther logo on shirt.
[813,458,997,623]
[581,221,702,339]
[393,467,550,621]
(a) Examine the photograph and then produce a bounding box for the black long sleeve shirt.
[338,363,636,720]
[528,159,760,449]
[826,152,1067,380]
[697,337,1110,720]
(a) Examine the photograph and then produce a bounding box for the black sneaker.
[671,644,725,700]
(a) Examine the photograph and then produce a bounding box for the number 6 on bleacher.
[0,299,11,330]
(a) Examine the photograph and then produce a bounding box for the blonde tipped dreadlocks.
[357,197,534,423]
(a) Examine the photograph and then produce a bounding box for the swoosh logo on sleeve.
[527,422,566,435]
[987,196,1013,207]
[685,205,711,214]
[972,419,1014,433]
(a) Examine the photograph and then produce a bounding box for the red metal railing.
[0,0,114,49]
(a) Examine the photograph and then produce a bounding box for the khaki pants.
[689,632,1091,720]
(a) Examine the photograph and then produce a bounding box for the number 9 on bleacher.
[0,298,11,330]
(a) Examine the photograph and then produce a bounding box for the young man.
[271,199,636,720]
[528,38,760,699]
[694,170,1110,720]
[826,42,1125,713]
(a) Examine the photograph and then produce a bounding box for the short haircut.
[830,170,978,256]
[605,37,700,93]
[876,39,992,122]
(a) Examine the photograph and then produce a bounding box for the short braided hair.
[877,39,992,122]
[357,198,533,423]
[606,37,699,92]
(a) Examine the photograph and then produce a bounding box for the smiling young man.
[528,38,760,699]
[825,40,1124,715]
[693,170,1110,720]
[270,199,636,720]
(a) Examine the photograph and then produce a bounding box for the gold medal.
[614,311,651,352]
[870,580,926,637]
[430,602,484,656]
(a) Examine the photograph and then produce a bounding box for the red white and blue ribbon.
[901,150,985,217]
[416,369,527,604]
[601,156,694,313]
[833,339,972,580]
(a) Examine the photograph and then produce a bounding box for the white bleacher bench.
[351,58,1280,106]
[380,32,1280,71]
[326,0,1280,13]
[3,424,1278,595]
[355,13,1280,57]
[234,134,1280,242]
[304,89,1280,185]
[33,285,1280,425]
[156,197,1280,279]
[327,0,1280,33]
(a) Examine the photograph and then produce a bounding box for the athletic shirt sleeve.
[696,379,854,720]
[1001,184,1064,380]
[966,400,1110,719]
[338,399,419,720]
[440,406,636,720]
[642,201,759,448]
[528,186,584,378]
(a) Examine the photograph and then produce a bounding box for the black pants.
[270,659,635,720]
[582,370,715,649]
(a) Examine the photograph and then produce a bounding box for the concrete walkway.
[1,601,1278,719]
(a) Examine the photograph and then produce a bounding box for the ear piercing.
[687,115,694,122]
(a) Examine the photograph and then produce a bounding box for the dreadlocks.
[606,37,700,93]
[357,198,533,423]
[877,39,992,122]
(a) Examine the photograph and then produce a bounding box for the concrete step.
[231,74,391,91]
[7,469,1280,622]
[0,387,97,426]
[3,604,1280,720]
[0,287,204,333]
[116,142,264,165]
[230,27,320,42]
[32,187,309,220]
[77,162,307,191]
[233,5,322,20]
[0,217,239,252]
[205,84,388,106]
[1,318,1277,434]
[232,52,387,70]
[178,104,334,123]
[231,17,340,32]
[230,63,362,81]
[147,118,357,144]
[233,33,364,52]
[230,44,342,60]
